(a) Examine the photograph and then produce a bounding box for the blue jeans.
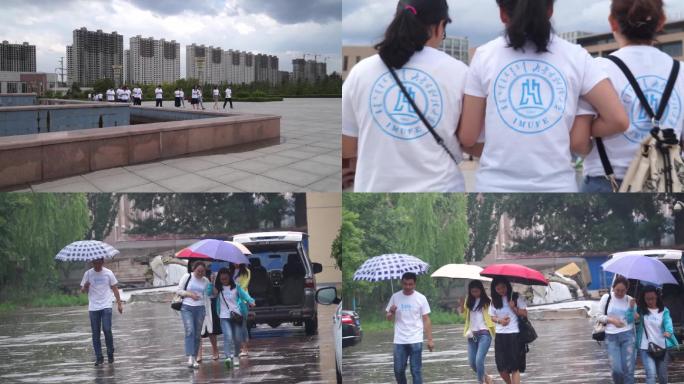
[393,343,422,384]
[89,308,113,361]
[220,318,243,358]
[181,304,205,357]
[581,176,622,193]
[468,331,492,383]
[640,349,669,384]
[606,331,636,384]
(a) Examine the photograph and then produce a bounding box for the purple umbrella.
[176,239,250,265]
[602,254,678,286]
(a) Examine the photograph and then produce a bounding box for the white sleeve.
[464,50,487,98]
[421,295,431,316]
[108,270,118,287]
[341,68,359,137]
[581,52,608,96]
[488,304,496,317]
[385,295,394,313]
[176,274,189,295]
[597,294,609,323]
[576,97,597,117]
[517,296,527,309]
[80,270,89,287]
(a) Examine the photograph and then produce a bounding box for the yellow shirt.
[236,268,251,291]
[463,302,496,338]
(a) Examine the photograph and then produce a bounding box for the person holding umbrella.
[635,285,680,384]
[386,272,433,384]
[80,257,123,366]
[597,276,637,384]
[230,263,252,356]
[464,280,495,384]
[488,276,527,384]
[215,267,255,369]
[177,261,212,369]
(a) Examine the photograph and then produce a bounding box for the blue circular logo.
[369,68,443,140]
[620,75,682,143]
[494,59,568,135]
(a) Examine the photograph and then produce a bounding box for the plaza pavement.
[12,98,340,193]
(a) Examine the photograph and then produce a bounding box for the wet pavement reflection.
[0,302,337,383]
[344,318,684,383]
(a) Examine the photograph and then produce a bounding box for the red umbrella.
[480,264,548,286]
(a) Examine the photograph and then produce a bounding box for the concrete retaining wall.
[0,93,37,107]
[0,104,130,137]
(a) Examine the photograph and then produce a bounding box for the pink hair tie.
[405,5,417,15]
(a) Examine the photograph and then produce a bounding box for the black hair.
[613,275,630,290]
[375,0,451,69]
[401,272,417,283]
[638,285,665,315]
[215,267,236,291]
[189,260,206,273]
[611,0,665,44]
[467,280,491,312]
[496,0,555,53]
[229,263,249,278]
[491,276,513,309]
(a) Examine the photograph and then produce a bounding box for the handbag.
[596,56,682,193]
[513,293,537,344]
[171,274,190,311]
[383,60,461,165]
[220,286,244,324]
[642,316,667,360]
[592,294,612,343]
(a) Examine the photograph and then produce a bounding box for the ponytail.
[496,0,555,53]
[611,0,665,44]
[375,0,451,69]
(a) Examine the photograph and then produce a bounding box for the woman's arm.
[583,79,629,138]
[457,95,486,148]
[570,115,594,156]
[342,135,358,189]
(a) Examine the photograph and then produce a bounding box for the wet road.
[344,318,684,383]
[0,302,337,383]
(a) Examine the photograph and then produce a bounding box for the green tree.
[465,194,503,262]
[93,78,115,95]
[86,194,121,241]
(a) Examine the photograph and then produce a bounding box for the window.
[343,56,348,71]
[657,42,683,58]
[6,82,18,93]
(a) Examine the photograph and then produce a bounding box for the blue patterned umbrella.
[55,240,119,262]
[353,254,429,282]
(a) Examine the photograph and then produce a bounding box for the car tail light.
[305,278,315,289]
[341,314,354,325]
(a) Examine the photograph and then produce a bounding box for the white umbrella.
[55,240,119,262]
[353,253,429,282]
[431,264,492,282]
[225,241,251,255]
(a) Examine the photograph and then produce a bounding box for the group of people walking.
[386,272,679,384]
[94,85,234,110]
[342,0,684,193]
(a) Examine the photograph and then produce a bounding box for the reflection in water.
[344,318,684,383]
[0,302,336,383]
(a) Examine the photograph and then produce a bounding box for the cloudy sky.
[343,0,684,48]
[0,0,341,76]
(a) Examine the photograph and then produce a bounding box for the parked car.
[316,286,342,384]
[342,310,363,347]
[608,249,684,342]
[232,231,323,335]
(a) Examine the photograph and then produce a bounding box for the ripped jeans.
[606,331,636,384]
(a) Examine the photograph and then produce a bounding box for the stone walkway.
[13,98,340,192]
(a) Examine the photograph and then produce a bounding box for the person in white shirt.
[215,267,255,369]
[463,280,495,384]
[80,258,123,366]
[223,87,233,109]
[176,261,212,369]
[212,86,220,109]
[124,86,132,104]
[115,87,123,102]
[132,86,142,105]
[174,88,182,108]
[96,93,103,102]
[458,0,629,192]
[596,276,637,384]
[106,88,115,102]
[119,86,130,104]
[180,89,186,108]
[574,0,684,192]
[155,85,163,107]
[197,85,206,110]
[386,272,433,384]
[191,86,199,110]
[488,277,528,384]
[343,0,467,192]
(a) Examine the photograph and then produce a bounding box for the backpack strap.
[604,293,612,316]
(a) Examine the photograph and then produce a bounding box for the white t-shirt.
[218,287,241,318]
[488,295,527,334]
[640,308,667,349]
[599,293,635,334]
[125,89,131,99]
[174,90,181,98]
[115,89,123,100]
[225,88,232,98]
[80,267,118,311]
[106,89,115,101]
[133,88,142,98]
[181,274,209,307]
[191,89,198,99]
[155,88,163,99]
[213,89,219,96]
[466,35,607,192]
[386,290,431,344]
[120,90,129,101]
[579,46,684,179]
[180,90,185,98]
[468,299,487,332]
[343,47,467,192]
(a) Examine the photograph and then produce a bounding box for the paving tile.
[89,173,150,192]
[306,176,342,192]
[204,185,245,192]
[155,173,222,192]
[36,181,102,193]
[287,160,340,177]
[262,167,325,187]
[274,149,319,161]
[229,159,276,174]
[308,154,340,167]
[255,154,300,167]
[130,164,188,181]
[231,175,299,192]
[117,183,171,192]
[162,158,217,172]
[81,167,131,181]
[32,176,90,192]
[203,170,253,185]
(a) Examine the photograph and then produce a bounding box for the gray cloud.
[237,0,340,24]
[126,0,225,16]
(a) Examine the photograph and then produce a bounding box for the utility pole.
[55,57,66,85]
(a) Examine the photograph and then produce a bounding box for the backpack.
[597,55,683,192]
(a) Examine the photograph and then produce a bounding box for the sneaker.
[94,358,104,366]
[224,357,233,369]
[187,356,194,368]
[234,358,240,368]
[191,362,200,369]
[108,355,114,364]
[239,351,248,357]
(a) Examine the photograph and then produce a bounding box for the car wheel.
[304,316,318,335]
[267,321,282,328]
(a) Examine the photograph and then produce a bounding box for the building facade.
[0,41,36,72]
[342,46,376,80]
[577,20,684,60]
[126,36,180,85]
[292,58,327,83]
[186,44,276,85]
[0,71,58,94]
[254,53,279,86]
[439,36,469,63]
[559,31,593,44]
[68,27,124,87]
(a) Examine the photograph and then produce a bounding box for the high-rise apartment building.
[254,53,279,86]
[292,58,327,83]
[68,27,123,87]
[439,36,469,63]
[0,41,36,72]
[186,44,225,85]
[186,44,272,85]
[126,36,180,85]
